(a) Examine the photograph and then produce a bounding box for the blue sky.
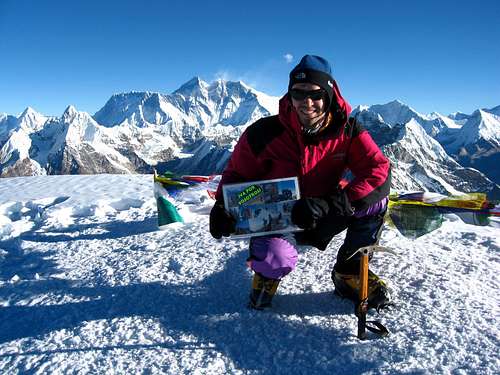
[1,0,499,117]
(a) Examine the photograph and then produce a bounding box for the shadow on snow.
[18,217,159,243]
[0,219,396,373]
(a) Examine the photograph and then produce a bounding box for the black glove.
[328,189,354,217]
[209,202,236,239]
[291,190,354,230]
[291,197,330,229]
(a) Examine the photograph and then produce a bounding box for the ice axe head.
[346,245,399,262]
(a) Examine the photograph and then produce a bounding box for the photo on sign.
[222,177,301,238]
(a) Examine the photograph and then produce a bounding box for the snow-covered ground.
[0,174,498,374]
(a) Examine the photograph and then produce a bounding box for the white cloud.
[210,57,290,96]
[213,70,232,81]
[212,70,257,88]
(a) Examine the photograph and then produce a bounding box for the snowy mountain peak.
[17,106,47,132]
[109,91,152,101]
[448,111,470,121]
[20,106,38,117]
[388,99,406,106]
[428,112,462,130]
[404,117,426,133]
[434,107,500,184]
[485,104,500,116]
[64,107,104,146]
[173,76,209,97]
[368,100,425,126]
[59,106,102,144]
[381,118,495,195]
[93,91,165,128]
[62,105,79,121]
[168,77,279,128]
[237,80,252,90]
[395,118,433,144]
[472,110,500,144]
[354,100,469,139]
[382,99,411,111]
[208,79,228,96]
[352,104,370,113]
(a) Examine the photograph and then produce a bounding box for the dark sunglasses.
[289,88,326,101]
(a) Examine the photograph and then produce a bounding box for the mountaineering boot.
[260,276,280,308]
[249,272,265,308]
[248,273,280,310]
[332,269,391,311]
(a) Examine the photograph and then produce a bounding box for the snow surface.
[0,175,499,374]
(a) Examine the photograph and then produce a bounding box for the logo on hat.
[294,72,306,79]
[328,80,334,88]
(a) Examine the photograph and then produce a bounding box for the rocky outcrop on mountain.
[0,157,45,177]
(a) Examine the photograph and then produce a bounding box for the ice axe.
[346,245,398,340]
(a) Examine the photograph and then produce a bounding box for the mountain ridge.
[1,78,498,198]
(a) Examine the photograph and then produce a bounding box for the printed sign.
[222,177,301,238]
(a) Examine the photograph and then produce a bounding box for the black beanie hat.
[288,55,335,108]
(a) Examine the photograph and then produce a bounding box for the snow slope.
[0,175,498,374]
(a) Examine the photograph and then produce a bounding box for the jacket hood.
[279,79,352,135]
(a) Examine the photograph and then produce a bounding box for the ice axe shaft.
[351,245,396,340]
[357,248,370,339]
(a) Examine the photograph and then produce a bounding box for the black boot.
[332,269,392,311]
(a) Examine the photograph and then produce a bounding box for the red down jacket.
[216,88,390,211]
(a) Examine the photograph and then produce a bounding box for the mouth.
[299,108,321,119]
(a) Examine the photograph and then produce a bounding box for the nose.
[303,97,314,106]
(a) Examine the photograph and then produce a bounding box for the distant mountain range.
[1,78,499,199]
